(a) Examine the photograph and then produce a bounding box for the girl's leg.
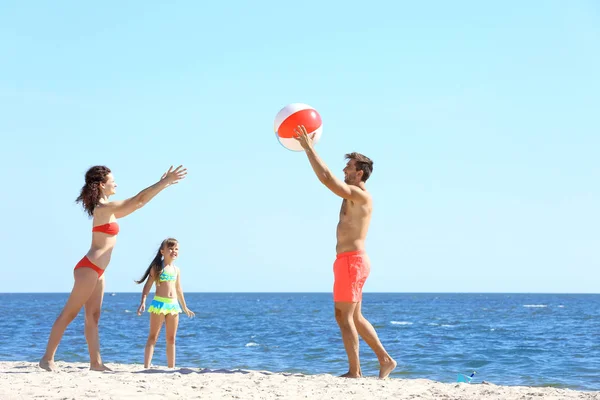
[39,268,99,371]
[144,313,164,368]
[165,314,179,368]
[84,275,109,371]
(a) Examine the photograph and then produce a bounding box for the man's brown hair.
[345,152,374,182]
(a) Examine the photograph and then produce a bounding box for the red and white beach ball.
[274,103,322,151]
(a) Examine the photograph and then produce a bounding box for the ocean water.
[0,293,598,391]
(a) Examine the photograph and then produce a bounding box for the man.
[294,125,397,379]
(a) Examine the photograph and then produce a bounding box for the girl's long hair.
[135,238,178,285]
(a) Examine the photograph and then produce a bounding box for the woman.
[39,164,187,372]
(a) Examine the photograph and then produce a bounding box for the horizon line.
[1,291,599,295]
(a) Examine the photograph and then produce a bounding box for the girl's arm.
[137,271,155,316]
[176,267,195,318]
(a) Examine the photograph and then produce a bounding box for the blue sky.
[1,1,598,293]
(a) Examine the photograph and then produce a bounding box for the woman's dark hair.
[75,166,112,217]
[135,238,179,285]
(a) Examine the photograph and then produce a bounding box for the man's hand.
[293,125,316,151]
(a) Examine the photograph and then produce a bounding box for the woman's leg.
[39,268,99,371]
[84,275,110,371]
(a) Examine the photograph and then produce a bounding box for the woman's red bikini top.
[92,222,120,236]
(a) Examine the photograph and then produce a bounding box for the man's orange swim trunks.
[333,250,370,302]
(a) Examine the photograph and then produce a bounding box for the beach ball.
[274,103,322,151]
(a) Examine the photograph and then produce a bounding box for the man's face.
[343,159,362,184]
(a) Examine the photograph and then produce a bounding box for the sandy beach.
[0,362,598,400]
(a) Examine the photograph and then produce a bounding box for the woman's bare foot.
[38,358,57,372]
[340,372,362,378]
[90,363,112,372]
[379,358,397,379]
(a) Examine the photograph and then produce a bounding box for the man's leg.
[353,301,397,378]
[334,301,361,378]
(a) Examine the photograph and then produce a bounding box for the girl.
[136,238,194,368]
[39,165,188,372]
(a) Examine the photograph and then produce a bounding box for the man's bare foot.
[39,358,57,372]
[90,364,112,372]
[340,372,362,378]
[379,358,397,379]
